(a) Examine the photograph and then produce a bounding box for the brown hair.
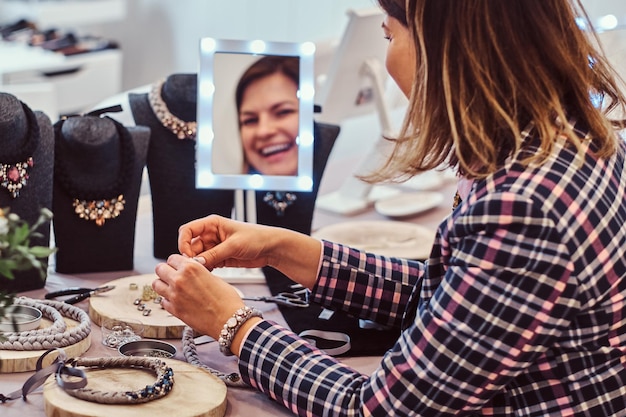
[235,55,299,121]
[370,0,626,182]
[376,0,407,27]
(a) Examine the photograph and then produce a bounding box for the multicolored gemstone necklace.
[0,101,38,198]
[54,116,135,226]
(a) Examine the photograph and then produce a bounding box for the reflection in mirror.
[196,38,315,191]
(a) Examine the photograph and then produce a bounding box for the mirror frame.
[196,38,316,191]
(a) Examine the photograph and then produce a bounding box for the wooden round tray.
[89,274,187,339]
[0,316,91,373]
[43,358,227,417]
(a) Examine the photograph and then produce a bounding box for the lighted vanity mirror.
[196,38,316,191]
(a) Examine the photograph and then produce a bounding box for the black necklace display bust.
[52,115,149,274]
[0,93,54,292]
[129,73,234,259]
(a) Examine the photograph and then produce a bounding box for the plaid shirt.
[239,126,626,417]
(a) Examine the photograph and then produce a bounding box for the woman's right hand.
[177,215,322,289]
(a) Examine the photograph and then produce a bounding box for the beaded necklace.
[54,116,135,226]
[0,101,38,198]
[148,79,197,140]
[1,348,174,404]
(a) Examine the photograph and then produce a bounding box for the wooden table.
[0,155,457,416]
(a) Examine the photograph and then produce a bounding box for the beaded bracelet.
[59,356,174,404]
[218,306,263,356]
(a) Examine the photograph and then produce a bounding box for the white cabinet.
[1,45,122,115]
[0,0,125,116]
[0,42,122,116]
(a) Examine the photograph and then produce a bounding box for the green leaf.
[28,246,56,258]
[0,263,16,279]
[8,223,29,246]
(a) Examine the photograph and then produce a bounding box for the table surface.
[0,160,457,417]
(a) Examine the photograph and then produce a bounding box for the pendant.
[263,191,297,217]
[73,194,126,226]
[0,157,34,198]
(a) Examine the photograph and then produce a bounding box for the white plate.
[313,220,435,259]
[374,191,445,218]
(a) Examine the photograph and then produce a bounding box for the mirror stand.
[315,58,400,216]
[209,189,266,283]
[233,189,257,224]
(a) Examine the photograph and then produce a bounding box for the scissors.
[242,292,309,308]
[45,285,115,304]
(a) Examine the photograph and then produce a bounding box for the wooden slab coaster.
[0,316,91,373]
[43,358,227,417]
[89,274,187,339]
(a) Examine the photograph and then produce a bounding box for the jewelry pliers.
[44,285,115,304]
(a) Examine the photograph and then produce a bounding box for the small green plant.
[0,207,55,328]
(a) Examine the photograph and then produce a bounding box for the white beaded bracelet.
[218,306,263,356]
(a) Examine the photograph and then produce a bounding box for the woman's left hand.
[153,254,245,339]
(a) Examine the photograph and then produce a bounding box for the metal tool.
[242,292,309,308]
[45,285,115,304]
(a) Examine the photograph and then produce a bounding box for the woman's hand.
[178,214,276,270]
[177,214,323,289]
[153,254,245,339]
[153,215,323,354]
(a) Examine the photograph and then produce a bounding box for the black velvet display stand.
[0,93,54,292]
[129,74,234,259]
[52,115,149,274]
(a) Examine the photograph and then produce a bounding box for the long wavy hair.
[370,0,626,182]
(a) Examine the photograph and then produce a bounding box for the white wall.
[3,0,626,91]
[581,0,626,24]
[87,0,376,90]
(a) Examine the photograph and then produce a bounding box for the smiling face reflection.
[236,56,300,176]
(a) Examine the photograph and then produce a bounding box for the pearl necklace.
[148,79,197,140]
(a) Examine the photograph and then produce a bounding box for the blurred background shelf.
[0,0,126,28]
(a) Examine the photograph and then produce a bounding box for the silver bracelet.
[218,306,263,356]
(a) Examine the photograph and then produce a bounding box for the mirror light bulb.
[250,40,266,54]
[598,14,618,31]
[201,38,217,53]
[298,176,313,190]
[249,174,264,188]
[300,42,316,56]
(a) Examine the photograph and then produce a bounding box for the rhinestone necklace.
[148,79,197,140]
[54,116,135,226]
[0,101,38,198]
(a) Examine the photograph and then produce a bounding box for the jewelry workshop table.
[0,158,457,417]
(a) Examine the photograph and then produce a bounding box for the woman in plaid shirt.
[154,0,626,415]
